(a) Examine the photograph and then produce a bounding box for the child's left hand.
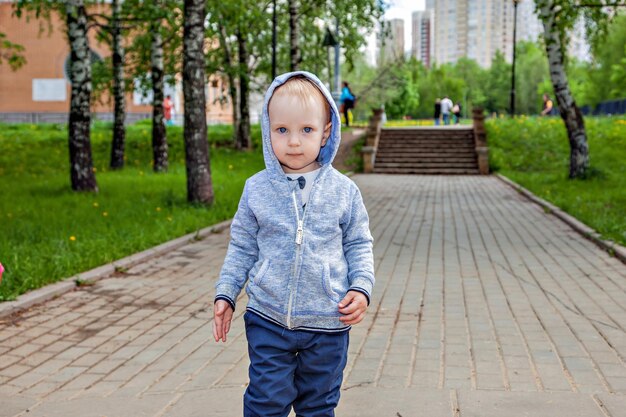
[338,290,368,325]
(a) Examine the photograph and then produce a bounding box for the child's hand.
[213,300,234,342]
[338,291,368,325]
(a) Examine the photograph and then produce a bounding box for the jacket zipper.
[287,190,305,328]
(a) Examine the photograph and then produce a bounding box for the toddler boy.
[213,71,375,417]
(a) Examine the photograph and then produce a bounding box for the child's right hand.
[213,300,234,342]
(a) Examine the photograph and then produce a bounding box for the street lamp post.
[510,0,519,116]
[322,26,339,96]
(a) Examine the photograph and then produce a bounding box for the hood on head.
[260,71,342,180]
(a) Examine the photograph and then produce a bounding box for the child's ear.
[321,122,332,146]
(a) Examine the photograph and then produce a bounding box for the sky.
[366,0,426,64]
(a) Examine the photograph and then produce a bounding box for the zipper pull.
[295,220,304,245]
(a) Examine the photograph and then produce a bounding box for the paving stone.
[457,390,606,417]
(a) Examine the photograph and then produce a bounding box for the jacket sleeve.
[342,185,375,304]
[214,180,259,310]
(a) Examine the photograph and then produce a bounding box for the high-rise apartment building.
[568,17,592,62]
[378,18,405,65]
[432,0,465,64]
[516,0,543,42]
[433,0,514,68]
[412,10,434,67]
[429,0,590,67]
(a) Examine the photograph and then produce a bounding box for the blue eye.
[303,127,312,133]
[278,127,287,133]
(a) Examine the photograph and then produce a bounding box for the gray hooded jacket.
[215,71,374,332]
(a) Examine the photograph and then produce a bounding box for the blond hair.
[270,75,331,122]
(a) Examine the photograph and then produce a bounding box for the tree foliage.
[0,32,26,70]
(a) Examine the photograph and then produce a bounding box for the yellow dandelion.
[70,236,76,241]
[156,207,161,212]
[93,202,99,207]
[228,164,234,170]
[103,211,108,217]
[139,171,144,175]
[167,217,173,221]
[92,167,97,172]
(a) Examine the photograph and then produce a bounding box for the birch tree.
[288,0,300,71]
[237,26,252,149]
[534,0,626,178]
[16,0,98,191]
[123,0,183,172]
[82,0,137,169]
[109,0,126,169]
[66,1,99,191]
[183,0,213,204]
[205,0,270,150]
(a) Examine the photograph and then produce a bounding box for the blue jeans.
[443,113,450,125]
[434,118,440,125]
[243,311,349,417]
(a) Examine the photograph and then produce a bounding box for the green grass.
[0,121,265,301]
[487,115,626,247]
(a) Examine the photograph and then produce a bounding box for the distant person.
[441,96,453,125]
[434,98,441,126]
[452,102,462,124]
[163,95,174,125]
[339,81,356,127]
[541,94,553,116]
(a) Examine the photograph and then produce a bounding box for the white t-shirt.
[441,98,453,114]
[286,167,321,206]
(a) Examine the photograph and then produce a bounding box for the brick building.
[0,1,232,124]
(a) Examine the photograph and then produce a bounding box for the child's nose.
[287,134,301,146]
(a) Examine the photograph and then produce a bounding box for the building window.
[32,79,67,102]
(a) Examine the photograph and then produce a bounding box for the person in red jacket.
[163,95,173,125]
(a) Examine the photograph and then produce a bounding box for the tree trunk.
[110,0,126,169]
[538,0,589,178]
[237,27,251,150]
[183,0,213,204]
[151,24,169,172]
[217,22,239,147]
[66,1,98,192]
[288,0,299,71]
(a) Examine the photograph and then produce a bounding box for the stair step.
[380,139,474,143]
[373,168,480,174]
[376,158,477,163]
[381,128,474,133]
[380,136,474,141]
[374,162,478,170]
[380,131,474,138]
[376,151,477,156]
[378,146,476,153]
[379,139,474,143]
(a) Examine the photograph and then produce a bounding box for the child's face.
[269,93,332,174]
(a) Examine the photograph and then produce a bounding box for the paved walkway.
[1,175,625,417]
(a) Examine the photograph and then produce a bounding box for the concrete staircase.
[373,127,480,174]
